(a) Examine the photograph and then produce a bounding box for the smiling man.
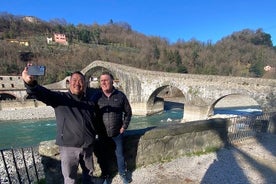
[22,67,97,184]
[92,71,132,184]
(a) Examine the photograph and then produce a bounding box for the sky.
[1,0,276,45]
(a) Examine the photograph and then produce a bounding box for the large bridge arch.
[82,62,141,101]
[146,85,172,115]
[144,83,187,117]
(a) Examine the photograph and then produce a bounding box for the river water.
[0,104,262,149]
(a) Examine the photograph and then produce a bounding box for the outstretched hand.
[22,66,34,84]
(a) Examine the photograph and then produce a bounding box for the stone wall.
[134,119,228,166]
[38,118,229,183]
[0,75,24,90]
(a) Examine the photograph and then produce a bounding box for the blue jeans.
[112,133,126,175]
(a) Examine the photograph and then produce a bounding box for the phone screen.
[27,66,46,76]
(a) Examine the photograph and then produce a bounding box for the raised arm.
[22,66,35,85]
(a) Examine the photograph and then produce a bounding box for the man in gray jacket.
[22,66,97,184]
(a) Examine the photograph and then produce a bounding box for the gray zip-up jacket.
[25,81,97,148]
[93,89,132,137]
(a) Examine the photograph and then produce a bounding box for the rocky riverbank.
[0,147,45,184]
[0,106,55,121]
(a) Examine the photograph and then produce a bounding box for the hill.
[0,13,276,84]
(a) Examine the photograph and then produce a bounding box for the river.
[0,102,262,149]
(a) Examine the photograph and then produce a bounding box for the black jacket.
[25,81,97,148]
[93,89,132,137]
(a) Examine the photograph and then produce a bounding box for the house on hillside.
[53,33,68,45]
[264,65,272,71]
[264,65,276,73]
[8,39,29,47]
[23,16,38,23]
[47,37,53,44]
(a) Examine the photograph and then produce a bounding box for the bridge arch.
[207,93,261,118]
[145,83,186,117]
[84,66,127,93]
[81,61,141,101]
[146,85,170,115]
[0,92,16,100]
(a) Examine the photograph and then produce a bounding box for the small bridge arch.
[207,93,261,117]
[0,92,17,100]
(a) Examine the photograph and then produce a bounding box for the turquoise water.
[214,106,263,116]
[0,108,183,149]
[0,119,56,149]
[0,105,263,149]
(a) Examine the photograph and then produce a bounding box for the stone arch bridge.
[1,60,276,122]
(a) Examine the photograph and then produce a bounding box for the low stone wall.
[38,118,229,183]
[134,118,228,166]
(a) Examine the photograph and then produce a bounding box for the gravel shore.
[0,106,55,121]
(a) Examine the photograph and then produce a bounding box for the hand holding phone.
[27,65,46,76]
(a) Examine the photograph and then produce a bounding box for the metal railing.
[0,146,44,184]
[227,112,272,144]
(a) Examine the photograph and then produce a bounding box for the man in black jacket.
[22,66,97,184]
[92,72,132,184]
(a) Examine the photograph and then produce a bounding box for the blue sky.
[1,0,276,45]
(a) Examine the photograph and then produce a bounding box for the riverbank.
[0,106,55,121]
[0,98,184,121]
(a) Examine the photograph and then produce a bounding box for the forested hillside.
[0,13,276,84]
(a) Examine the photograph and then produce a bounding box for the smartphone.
[27,65,46,76]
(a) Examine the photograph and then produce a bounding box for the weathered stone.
[39,140,59,158]
[37,118,231,183]
[134,119,228,167]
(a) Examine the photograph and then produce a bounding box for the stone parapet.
[38,118,229,183]
[134,118,228,166]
